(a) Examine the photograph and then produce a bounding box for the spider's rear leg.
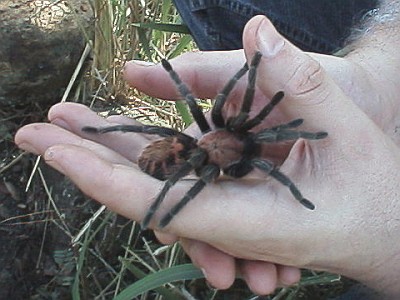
[251,159,315,210]
[159,163,220,228]
[141,148,208,230]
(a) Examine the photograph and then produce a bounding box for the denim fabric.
[172,0,378,54]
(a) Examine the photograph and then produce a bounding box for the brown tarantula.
[83,51,327,229]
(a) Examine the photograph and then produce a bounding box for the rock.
[0,0,94,108]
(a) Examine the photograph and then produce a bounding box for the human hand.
[15,15,400,298]
[15,102,300,293]
[125,25,400,148]
[123,14,400,295]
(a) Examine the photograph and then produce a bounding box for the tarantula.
[83,51,327,229]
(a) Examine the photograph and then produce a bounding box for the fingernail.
[44,147,65,174]
[256,18,285,57]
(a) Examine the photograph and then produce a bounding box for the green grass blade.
[113,263,204,300]
[161,0,172,23]
[175,100,193,127]
[132,22,190,34]
[137,27,152,59]
[298,273,341,286]
[168,34,193,59]
[120,260,183,300]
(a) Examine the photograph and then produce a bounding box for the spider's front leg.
[251,158,315,210]
[82,124,180,137]
[158,163,220,228]
[140,148,208,229]
[226,52,263,130]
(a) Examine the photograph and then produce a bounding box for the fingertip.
[123,60,154,83]
[48,102,89,122]
[239,260,278,295]
[180,239,235,289]
[123,60,179,99]
[242,15,268,57]
[277,265,301,286]
[154,230,178,244]
[14,124,41,154]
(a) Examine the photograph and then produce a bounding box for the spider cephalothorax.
[83,52,327,229]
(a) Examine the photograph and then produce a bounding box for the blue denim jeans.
[172,0,378,53]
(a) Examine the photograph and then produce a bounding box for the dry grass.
[0,0,356,299]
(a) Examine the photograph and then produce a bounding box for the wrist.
[343,48,400,144]
[343,20,400,142]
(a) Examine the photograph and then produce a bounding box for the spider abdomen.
[138,136,196,181]
[198,130,245,170]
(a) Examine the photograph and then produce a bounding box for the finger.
[42,144,157,220]
[106,114,142,126]
[180,238,236,290]
[15,123,134,166]
[242,15,373,136]
[47,102,151,162]
[123,50,245,100]
[238,260,278,295]
[154,230,178,245]
[276,265,301,286]
[36,141,307,262]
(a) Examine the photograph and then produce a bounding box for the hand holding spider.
[83,50,327,229]
[15,16,400,298]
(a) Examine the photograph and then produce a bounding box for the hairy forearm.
[343,2,400,298]
[334,0,400,145]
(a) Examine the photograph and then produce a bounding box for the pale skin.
[15,5,400,298]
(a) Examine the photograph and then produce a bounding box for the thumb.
[242,15,363,133]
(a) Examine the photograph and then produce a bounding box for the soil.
[0,159,90,299]
[0,0,99,298]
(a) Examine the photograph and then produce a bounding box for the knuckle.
[285,58,328,101]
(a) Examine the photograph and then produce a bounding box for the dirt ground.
[0,109,80,298]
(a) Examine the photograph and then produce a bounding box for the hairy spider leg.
[250,159,315,210]
[269,118,304,131]
[159,163,220,228]
[83,124,184,138]
[239,91,285,132]
[227,51,263,130]
[239,52,262,114]
[141,148,208,229]
[223,157,254,178]
[82,124,198,151]
[161,59,211,134]
[211,63,249,128]
[254,128,328,143]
